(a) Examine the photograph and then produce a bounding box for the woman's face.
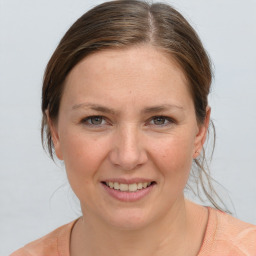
[51,46,209,229]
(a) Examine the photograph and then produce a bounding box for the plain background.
[1,0,256,254]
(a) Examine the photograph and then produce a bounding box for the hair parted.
[41,0,229,212]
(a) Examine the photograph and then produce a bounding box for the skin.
[48,45,210,256]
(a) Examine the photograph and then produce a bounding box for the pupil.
[91,116,102,125]
[154,117,165,125]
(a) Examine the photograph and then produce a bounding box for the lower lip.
[101,183,155,202]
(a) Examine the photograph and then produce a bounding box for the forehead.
[62,45,192,110]
[69,45,186,82]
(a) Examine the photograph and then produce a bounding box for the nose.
[108,124,148,171]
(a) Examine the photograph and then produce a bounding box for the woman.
[11,0,256,255]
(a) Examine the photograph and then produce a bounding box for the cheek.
[59,129,109,186]
[150,134,195,180]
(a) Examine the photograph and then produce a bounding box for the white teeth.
[119,184,129,191]
[114,182,119,190]
[137,183,143,189]
[128,183,137,192]
[105,182,152,192]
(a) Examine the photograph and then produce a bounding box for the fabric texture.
[10,207,256,256]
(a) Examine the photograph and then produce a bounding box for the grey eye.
[90,116,103,125]
[152,116,167,125]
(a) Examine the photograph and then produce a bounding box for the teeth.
[137,183,143,189]
[119,184,129,191]
[114,182,119,190]
[129,183,137,192]
[105,182,152,192]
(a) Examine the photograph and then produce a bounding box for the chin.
[101,208,154,231]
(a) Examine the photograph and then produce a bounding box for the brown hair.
[41,0,228,212]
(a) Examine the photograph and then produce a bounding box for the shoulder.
[199,207,256,255]
[10,219,78,256]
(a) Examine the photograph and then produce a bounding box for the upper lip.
[102,178,156,184]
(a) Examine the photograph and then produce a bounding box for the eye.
[82,116,107,126]
[149,116,174,126]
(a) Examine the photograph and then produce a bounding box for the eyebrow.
[142,104,184,114]
[72,103,117,115]
[72,103,184,114]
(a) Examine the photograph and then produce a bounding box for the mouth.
[101,181,156,192]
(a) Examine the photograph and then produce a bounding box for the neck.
[71,198,207,256]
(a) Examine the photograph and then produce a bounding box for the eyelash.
[81,116,108,127]
[81,115,175,128]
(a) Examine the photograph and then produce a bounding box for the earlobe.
[193,106,211,158]
[45,110,63,160]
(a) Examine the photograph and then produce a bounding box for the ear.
[193,106,211,159]
[45,110,63,160]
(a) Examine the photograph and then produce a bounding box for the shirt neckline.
[58,218,80,256]
[58,207,217,256]
[197,207,217,255]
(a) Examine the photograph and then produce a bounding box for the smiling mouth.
[102,181,156,192]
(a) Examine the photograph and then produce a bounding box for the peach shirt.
[11,207,256,256]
